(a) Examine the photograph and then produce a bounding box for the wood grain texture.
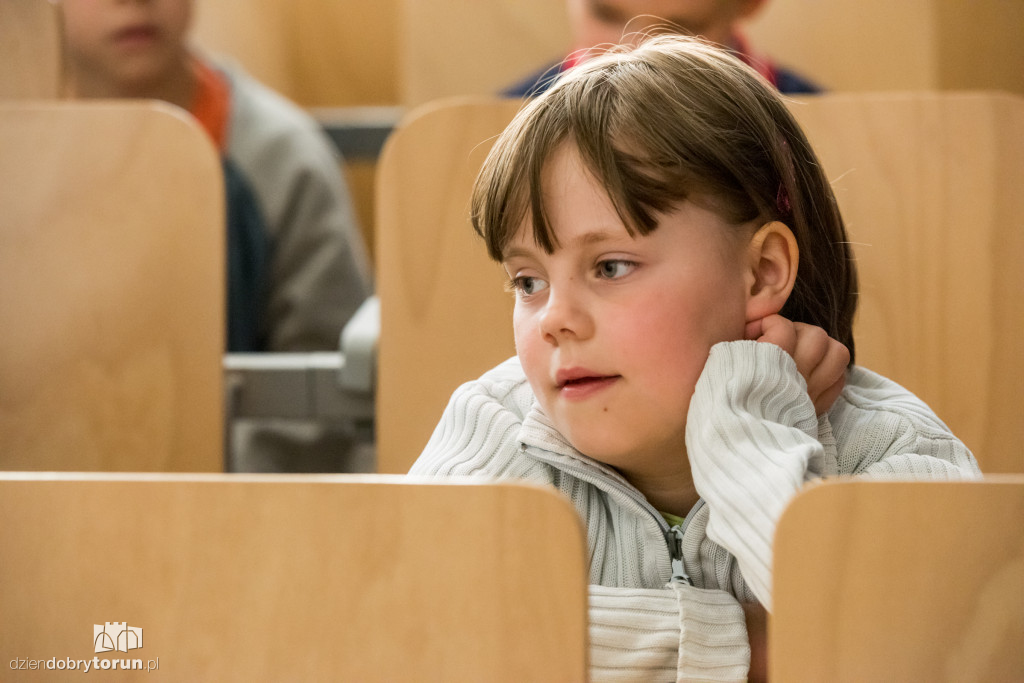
[0,102,224,472]
[791,92,1024,473]
[375,98,520,473]
[771,477,1024,682]
[0,0,61,100]
[374,93,1024,475]
[344,158,379,262]
[0,473,588,682]
[746,0,1024,95]
[192,0,399,106]
[398,0,569,107]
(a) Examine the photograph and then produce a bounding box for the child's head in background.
[57,0,195,100]
[566,0,766,54]
[472,35,856,477]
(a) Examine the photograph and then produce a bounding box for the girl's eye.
[512,276,549,296]
[596,260,636,280]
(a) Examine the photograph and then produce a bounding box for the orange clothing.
[189,59,231,152]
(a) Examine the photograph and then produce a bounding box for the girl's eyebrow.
[571,230,622,248]
[502,230,626,261]
[501,245,536,262]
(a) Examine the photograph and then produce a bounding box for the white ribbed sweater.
[410,341,980,682]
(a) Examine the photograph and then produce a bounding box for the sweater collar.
[518,402,638,490]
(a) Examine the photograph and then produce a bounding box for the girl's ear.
[744,221,798,325]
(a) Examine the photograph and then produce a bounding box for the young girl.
[410,36,980,682]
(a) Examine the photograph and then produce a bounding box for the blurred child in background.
[506,0,820,97]
[59,0,373,472]
[59,0,372,353]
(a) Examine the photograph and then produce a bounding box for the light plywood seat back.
[0,102,224,471]
[192,0,399,107]
[791,93,1024,473]
[0,0,61,100]
[375,98,520,473]
[374,93,1024,475]
[0,473,588,681]
[771,477,1024,681]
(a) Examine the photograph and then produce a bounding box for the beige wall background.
[6,0,1020,106]
[191,0,399,106]
[0,0,61,100]
[746,0,1024,94]
[399,0,1024,105]
[398,0,569,106]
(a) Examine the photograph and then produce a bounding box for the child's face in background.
[505,144,752,479]
[566,0,763,53]
[60,0,193,92]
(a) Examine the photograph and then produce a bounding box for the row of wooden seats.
[2,473,1020,680]
[3,93,1024,475]
[1,94,1023,679]
[376,92,1024,475]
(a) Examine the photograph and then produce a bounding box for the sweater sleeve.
[409,363,536,480]
[685,340,981,611]
[686,341,822,609]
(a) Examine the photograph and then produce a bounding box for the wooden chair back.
[373,93,1024,474]
[192,0,399,107]
[0,102,224,471]
[771,477,1024,681]
[0,473,588,681]
[375,98,520,473]
[791,92,1024,473]
[0,0,61,100]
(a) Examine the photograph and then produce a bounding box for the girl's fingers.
[803,336,851,414]
[756,314,797,356]
[751,315,850,415]
[790,323,830,379]
[812,375,846,416]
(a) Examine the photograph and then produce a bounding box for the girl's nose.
[539,284,593,344]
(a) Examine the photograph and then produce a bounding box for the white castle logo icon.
[94,622,143,654]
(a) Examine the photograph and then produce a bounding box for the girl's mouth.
[557,375,620,399]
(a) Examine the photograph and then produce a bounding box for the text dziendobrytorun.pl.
[10,657,160,672]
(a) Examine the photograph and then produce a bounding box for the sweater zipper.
[525,446,704,586]
[666,499,705,586]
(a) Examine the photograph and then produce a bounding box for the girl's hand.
[745,314,850,416]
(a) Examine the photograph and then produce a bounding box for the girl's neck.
[65,52,198,111]
[620,464,700,519]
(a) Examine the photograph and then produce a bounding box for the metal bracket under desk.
[221,353,375,473]
[224,294,379,424]
[223,353,374,423]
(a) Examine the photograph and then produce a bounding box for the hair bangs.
[471,35,858,356]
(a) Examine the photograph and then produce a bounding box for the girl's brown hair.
[471,35,858,359]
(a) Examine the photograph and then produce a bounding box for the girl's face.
[60,0,193,92]
[504,143,753,479]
